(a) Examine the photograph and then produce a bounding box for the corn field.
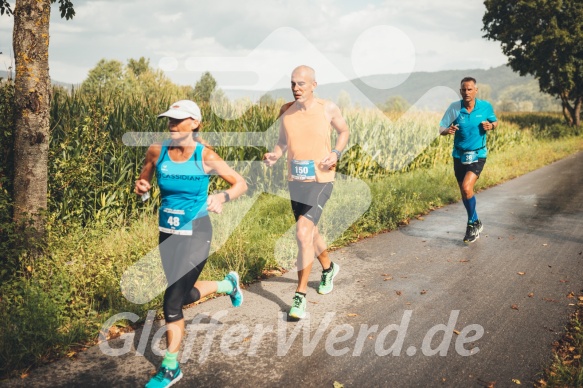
[0,81,555,230]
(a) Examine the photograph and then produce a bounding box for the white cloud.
[3,0,507,87]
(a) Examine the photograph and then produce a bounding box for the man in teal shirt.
[439,77,498,243]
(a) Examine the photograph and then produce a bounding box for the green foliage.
[477,83,492,101]
[381,96,411,113]
[127,57,150,77]
[483,0,583,125]
[80,59,125,95]
[0,0,12,16]
[337,90,352,110]
[193,71,218,103]
[497,80,561,112]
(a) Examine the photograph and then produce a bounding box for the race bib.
[461,151,478,165]
[291,159,316,181]
[159,206,193,235]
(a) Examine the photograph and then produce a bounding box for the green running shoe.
[318,262,340,295]
[145,365,182,388]
[288,293,307,319]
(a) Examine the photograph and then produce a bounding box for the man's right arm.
[263,103,291,166]
[439,103,458,135]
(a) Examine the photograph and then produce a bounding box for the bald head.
[292,65,316,82]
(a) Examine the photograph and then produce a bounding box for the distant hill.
[2,66,560,112]
[226,65,560,112]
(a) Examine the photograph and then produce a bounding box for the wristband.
[331,149,342,160]
[220,191,230,203]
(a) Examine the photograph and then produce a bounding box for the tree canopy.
[483,0,583,126]
[193,71,218,103]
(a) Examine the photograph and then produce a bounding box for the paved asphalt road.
[3,151,583,388]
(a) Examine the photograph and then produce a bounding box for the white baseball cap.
[158,100,202,122]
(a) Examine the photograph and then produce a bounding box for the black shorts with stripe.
[288,181,333,225]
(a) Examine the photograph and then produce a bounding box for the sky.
[0,0,508,92]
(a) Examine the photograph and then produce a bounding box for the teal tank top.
[156,140,209,235]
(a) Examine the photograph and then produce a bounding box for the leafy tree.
[2,0,75,244]
[193,71,218,103]
[497,80,561,112]
[477,83,492,102]
[80,59,124,95]
[483,0,583,126]
[337,90,352,110]
[126,57,150,77]
[382,96,410,113]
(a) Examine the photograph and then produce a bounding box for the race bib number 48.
[291,159,316,181]
[159,207,193,235]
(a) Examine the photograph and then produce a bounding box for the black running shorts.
[288,181,333,225]
[453,157,487,182]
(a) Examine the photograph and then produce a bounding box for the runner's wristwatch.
[220,191,230,202]
[332,149,342,160]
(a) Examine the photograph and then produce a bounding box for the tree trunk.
[12,0,51,240]
[574,97,582,128]
[560,94,575,126]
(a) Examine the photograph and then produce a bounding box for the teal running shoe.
[318,262,340,295]
[145,365,182,388]
[289,293,307,319]
[225,271,243,307]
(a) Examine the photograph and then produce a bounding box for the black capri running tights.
[158,216,213,323]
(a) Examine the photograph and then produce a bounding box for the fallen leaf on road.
[579,296,583,301]
[460,259,469,263]
[20,373,29,379]
[511,304,519,310]
[384,277,393,281]
[517,272,525,276]
[477,378,496,387]
[542,244,548,246]
[67,351,76,358]
[528,293,534,298]
[567,292,575,299]
[333,382,344,388]
[347,313,358,317]
[420,290,427,295]
[453,329,461,335]
[396,291,402,296]
[512,379,521,384]
[574,355,582,360]
[381,273,390,276]
[560,280,569,283]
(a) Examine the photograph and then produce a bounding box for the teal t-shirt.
[156,141,209,235]
[439,99,497,159]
